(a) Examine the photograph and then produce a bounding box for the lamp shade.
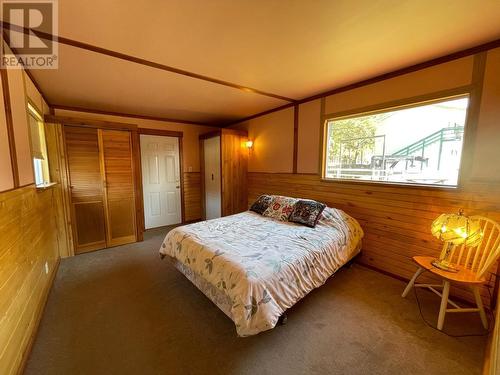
[431,212,483,247]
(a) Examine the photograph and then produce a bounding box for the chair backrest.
[449,216,500,279]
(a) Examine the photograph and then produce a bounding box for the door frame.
[199,128,247,219]
[135,128,185,237]
[199,130,222,220]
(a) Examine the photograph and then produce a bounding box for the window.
[27,103,51,187]
[323,96,469,187]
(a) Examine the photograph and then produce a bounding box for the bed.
[159,206,363,336]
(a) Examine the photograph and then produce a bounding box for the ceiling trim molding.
[227,37,500,126]
[51,104,219,127]
[0,21,296,103]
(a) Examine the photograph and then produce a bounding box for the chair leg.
[437,281,450,330]
[402,267,424,298]
[471,286,488,329]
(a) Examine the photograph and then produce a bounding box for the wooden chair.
[402,216,500,330]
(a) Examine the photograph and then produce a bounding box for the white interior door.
[141,135,182,229]
[204,136,221,220]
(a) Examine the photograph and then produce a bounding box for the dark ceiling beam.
[0,21,296,103]
[227,37,500,126]
[51,104,218,127]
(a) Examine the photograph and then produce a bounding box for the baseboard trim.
[356,261,408,283]
[16,257,61,375]
[356,260,483,310]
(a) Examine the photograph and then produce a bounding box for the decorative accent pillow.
[289,199,327,228]
[263,196,298,221]
[249,195,274,215]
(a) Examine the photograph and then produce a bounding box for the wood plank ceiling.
[3,0,500,126]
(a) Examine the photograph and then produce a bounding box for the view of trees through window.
[324,96,469,186]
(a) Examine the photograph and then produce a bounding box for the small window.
[27,103,51,187]
[323,96,469,187]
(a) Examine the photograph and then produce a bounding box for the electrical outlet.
[44,261,49,275]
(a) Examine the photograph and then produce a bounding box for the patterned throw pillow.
[263,196,298,221]
[249,195,274,215]
[289,199,327,228]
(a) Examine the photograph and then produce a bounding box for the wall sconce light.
[245,140,253,149]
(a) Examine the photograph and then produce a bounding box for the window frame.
[320,93,472,190]
[27,101,52,188]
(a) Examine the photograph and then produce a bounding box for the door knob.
[176,185,180,189]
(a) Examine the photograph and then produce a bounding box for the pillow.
[249,194,273,215]
[289,199,326,228]
[263,195,298,221]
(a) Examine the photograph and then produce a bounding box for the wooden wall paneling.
[219,132,226,217]
[247,172,500,306]
[221,129,248,215]
[131,130,144,241]
[183,172,202,222]
[179,136,186,223]
[292,105,298,174]
[221,131,231,215]
[99,129,137,247]
[64,126,107,253]
[44,122,74,257]
[484,286,500,374]
[0,186,60,375]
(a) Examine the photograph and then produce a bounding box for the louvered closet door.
[100,129,137,247]
[65,126,107,253]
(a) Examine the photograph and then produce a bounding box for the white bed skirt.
[169,257,235,320]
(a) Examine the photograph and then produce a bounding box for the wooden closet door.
[221,131,248,216]
[100,129,137,247]
[64,126,107,253]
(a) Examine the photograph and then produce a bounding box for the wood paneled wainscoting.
[248,172,500,306]
[0,185,61,375]
[183,171,202,222]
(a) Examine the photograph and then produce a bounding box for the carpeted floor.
[24,227,487,375]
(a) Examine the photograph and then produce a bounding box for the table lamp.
[430,210,483,272]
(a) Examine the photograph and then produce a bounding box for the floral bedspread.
[159,208,363,336]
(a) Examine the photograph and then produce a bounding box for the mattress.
[159,208,363,336]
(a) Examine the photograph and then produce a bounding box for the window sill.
[320,177,460,191]
[35,182,58,191]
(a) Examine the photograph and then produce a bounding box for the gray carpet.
[25,227,487,375]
